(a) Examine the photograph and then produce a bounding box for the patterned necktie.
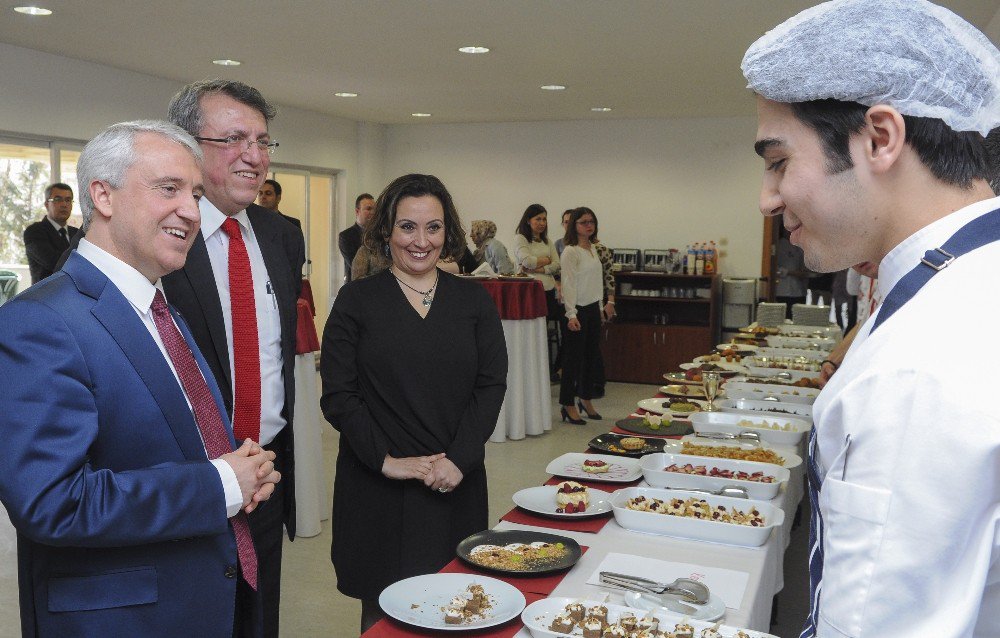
[222,217,261,444]
[150,290,258,590]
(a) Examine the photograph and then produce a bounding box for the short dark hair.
[363,174,468,261]
[564,207,599,247]
[168,79,277,136]
[790,99,989,187]
[986,128,1000,195]
[263,179,282,197]
[355,193,374,209]
[45,183,73,200]
[516,203,548,243]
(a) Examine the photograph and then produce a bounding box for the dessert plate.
[512,485,613,518]
[546,451,644,481]
[456,529,582,575]
[640,397,706,417]
[378,573,525,631]
[586,434,667,459]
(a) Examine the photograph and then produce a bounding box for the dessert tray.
[640,397,707,416]
[378,573,525,631]
[717,397,813,419]
[723,380,819,405]
[688,411,810,447]
[585,433,667,459]
[512,485,613,519]
[640,452,790,501]
[547,451,644,481]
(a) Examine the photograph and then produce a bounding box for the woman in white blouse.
[513,204,561,314]
[558,207,605,424]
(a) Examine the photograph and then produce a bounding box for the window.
[0,142,50,266]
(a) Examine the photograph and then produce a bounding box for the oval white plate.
[512,485,613,518]
[640,397,707,416]
[545,452,643,483]
[378,573,525,631]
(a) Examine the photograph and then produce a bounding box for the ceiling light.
[411,113,432,118]
[591,107,613,112]
[335,92,358,98]
[458,46,490,54]
[212,59,241,66]
[540,85,566,91]
[13,6,52,15]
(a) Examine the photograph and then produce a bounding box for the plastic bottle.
[704,241,716,275]
[682,245,691,274]
[694,243,705,275]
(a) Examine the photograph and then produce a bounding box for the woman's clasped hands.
[381,452,464,493]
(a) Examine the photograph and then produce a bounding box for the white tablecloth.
[292,354,329,538]
[490,317,552,442]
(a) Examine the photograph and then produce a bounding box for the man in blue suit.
[0,119,280,637]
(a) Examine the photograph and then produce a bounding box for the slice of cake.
[555,481,589,513]
[582,458,611,473]
[549,613,576,634]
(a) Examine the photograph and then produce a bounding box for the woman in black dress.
[320,174,508,633]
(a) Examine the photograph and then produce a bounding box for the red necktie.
[150,290,258,590]
[222,218,261,444]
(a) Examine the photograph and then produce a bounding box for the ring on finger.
[438,487,448,493]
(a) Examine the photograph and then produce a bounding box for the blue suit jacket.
[0,253,249,637]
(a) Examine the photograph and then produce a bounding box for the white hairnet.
[741,0,1000,135]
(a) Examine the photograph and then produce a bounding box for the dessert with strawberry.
[582,458,611,473]
[555,480,589,513]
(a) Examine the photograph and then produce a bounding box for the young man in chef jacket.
[741,1,1000,635]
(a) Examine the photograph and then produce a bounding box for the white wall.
[382,117,767,277]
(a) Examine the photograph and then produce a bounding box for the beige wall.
[382,116,767,278]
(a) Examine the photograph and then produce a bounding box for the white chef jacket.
[813,195,1000,637]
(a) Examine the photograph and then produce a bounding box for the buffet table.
[476,278,551,442]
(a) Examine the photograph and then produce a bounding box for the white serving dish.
[640,396,707,417]
[755,347,827,361]
[723,380,819,405]
[676,436,803,470]
[521,597,779,637]
[512,485,613,518]
[640,452,789,500]
[545,452,643,483]
[718,397,813,419]
[777,324,842,340]
[716,342,759,353]
[743,365,818,382]
[610,486,784,548]
[378,573,525,631]
[688,410,809,446]
[765,335,836,351]
[681,360,748,374]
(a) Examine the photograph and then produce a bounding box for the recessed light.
[13,6,52,15]
[335,92,358,98]
[212,59,241,66]
[591,107,613,112]
[458,46,490,54]
[540,85,566,91]
[411,113,432,118]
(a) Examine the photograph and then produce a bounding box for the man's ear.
[862,105,907,175]
[89,180,114,220]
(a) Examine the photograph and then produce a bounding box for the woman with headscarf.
[470,220,515,275]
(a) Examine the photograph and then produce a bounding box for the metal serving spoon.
[694,430,761,445]
[663,485,750,499]
[599,572,711,605]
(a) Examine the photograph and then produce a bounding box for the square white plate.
[545,452,643,483]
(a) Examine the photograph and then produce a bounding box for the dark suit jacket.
[0,254,248,637]
[338,223,363,282]
[278,211,302,230]
[162,203,304,539]
[23,219,79,284]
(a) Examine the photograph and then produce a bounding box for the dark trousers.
[559,302,602,406]
[248,440,287,638]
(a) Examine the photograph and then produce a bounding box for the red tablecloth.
[476,279,547,320]
[363,592,545,638]
[501,504,612,534]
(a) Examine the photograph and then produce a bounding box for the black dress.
[320,269,508,599]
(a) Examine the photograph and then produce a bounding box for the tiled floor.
[0,381,809,637]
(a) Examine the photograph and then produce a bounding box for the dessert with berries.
[555,481,589,513]
[582,458,611,473]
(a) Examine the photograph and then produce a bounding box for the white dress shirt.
[813,195,1000,637]
[199,198,286,447]
[76,239,243,518]
[512,234,560,290]
[560,244,603,319]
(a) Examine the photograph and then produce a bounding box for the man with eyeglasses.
[23,182,80,284]
[163,79,305,638]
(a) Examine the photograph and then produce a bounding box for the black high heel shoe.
[560,406,586,425]
[577,400,602,420]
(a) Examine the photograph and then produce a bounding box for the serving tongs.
[663,484,750,499]
[693,430,761,445]
[599,572,710,605]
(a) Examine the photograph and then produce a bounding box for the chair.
[0,271,20,306]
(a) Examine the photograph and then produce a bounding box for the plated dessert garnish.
[680,442,785,466]
[626,495,766,526]
[555,481,589,513]
[440,583,492,625]
[466,541,568,571]
[582,458,611,473]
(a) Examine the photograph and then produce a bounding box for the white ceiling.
[3,0,998,125]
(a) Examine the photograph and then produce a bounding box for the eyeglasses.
[46,196,73,204]
[576,219,596,226]
[194,135,279,155]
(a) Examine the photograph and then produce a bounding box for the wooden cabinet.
[600,273,719,384]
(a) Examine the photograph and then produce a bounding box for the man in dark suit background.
[0,119,279,637]
[23,182,80,283]
[163,79,304,638]
[338,192,374,282]
[258,178,302,230]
